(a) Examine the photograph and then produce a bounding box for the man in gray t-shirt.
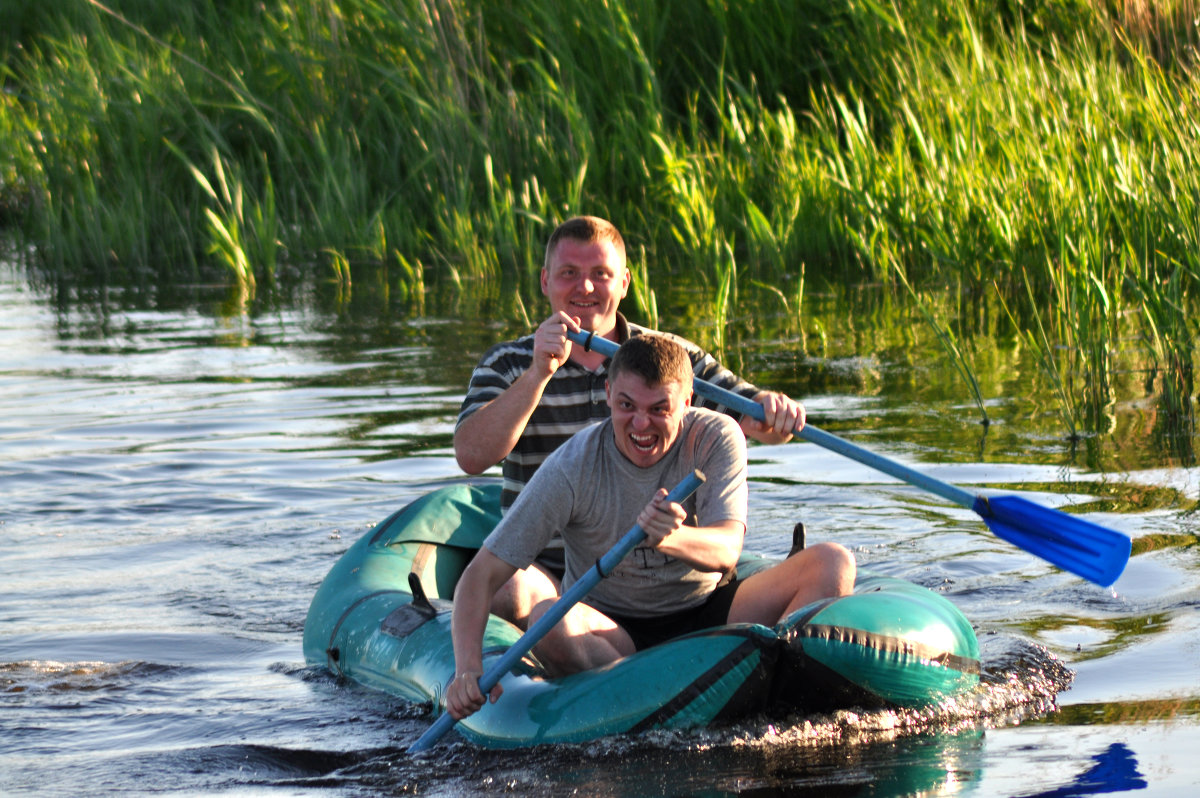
[485,404,746,619]
[446,335,857,723]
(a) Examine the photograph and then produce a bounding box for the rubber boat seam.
[800,624,981,675]
[628,634,763,733]
[791,596,842,627]
[326,589,411,674]
[367,508,406,545]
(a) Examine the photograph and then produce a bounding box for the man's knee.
[806,541,856,593]
[488,576,521,622]
[528,602,585,675]
[776,541,854,596]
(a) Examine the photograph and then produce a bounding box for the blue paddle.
[568,329,1131,587]
[408,469,707,752]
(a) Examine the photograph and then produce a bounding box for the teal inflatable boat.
[303,483,980,748]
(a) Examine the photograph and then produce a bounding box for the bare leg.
[728,541,856,626]
[527,600,637,677]
[489,564,560,630]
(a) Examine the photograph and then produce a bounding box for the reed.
[805,2,1199,433]
[897,267,990,427]
[3,0,1200,441]
[168,142,280,297]
[628,244,659,331]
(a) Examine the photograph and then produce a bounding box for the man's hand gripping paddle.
[408,470,707,752]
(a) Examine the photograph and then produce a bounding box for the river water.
[2,260,1197,796]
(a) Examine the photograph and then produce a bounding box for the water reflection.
[357,724,997,797]
[4,260,1200,795]
[16,255,1200,477]
[1026,743,1147,796]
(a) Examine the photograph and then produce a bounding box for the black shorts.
[602,575,741,652]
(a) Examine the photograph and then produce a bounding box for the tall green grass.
[807,3,1199,438]
[2,0,1199,440]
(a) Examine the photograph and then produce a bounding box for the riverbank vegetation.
[2,0,1199,448]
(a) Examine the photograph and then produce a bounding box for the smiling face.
[541,237,630,335]
[606,370,691,468]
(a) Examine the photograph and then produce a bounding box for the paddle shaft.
[569,328,1131,586]
[567,329,978,509]
[408,469,707,752]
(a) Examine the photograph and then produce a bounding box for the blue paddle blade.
[977,495,1131,586]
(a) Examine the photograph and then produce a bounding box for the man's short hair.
[544,216,627,270]
[610,334,692,389]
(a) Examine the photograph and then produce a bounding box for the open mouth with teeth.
[629,432,658,453]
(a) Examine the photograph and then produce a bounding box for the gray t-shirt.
[483,406,748,618]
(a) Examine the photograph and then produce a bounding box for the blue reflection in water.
[1031,742,1147,797]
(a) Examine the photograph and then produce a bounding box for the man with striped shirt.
[454,216,804,627]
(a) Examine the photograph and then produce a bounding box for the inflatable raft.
[303,483,980,748]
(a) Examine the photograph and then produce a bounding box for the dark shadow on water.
[318,731,992,797]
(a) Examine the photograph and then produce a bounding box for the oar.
[568,329,1131,587]
[408,469,707,753]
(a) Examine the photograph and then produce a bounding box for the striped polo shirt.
[456,314,761,510]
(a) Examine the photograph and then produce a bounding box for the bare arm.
[454,366,552,474]
[635,488,744,574]
[446,547,518,719]
[454,313,584,473]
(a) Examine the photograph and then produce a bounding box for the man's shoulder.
[683,406,744,447]
[477,333,536,362]
[556,417,610,454]
[469,335,542,379]
[686,405,738,428]
[681,408,746,476]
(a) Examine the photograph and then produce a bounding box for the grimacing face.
[605,371,691,468]
[540,237,630,334]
